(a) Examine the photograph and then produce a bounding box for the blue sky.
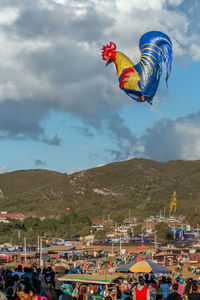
[1,0,200,174]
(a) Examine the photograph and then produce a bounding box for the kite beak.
[106,58,112,66]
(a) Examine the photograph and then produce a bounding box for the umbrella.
[116,262,136,273]
[129,260,170,274]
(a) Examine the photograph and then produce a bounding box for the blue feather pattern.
[133,31,172,102]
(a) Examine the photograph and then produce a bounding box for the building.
[0,212,26,223]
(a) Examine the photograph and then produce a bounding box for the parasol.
[129,260,170,274]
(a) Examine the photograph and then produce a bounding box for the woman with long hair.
[183,278,193,300]
[16,280,48,300]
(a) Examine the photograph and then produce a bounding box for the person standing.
[188,283,200,300]
[160,277,170,300]
[16,280,48,300]
[166,284,182,300]
[175,278,183,297]
[133,277,150,300]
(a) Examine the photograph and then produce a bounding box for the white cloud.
[135,113,200,162]
[0,166,8,173]
[174,121,200,160]
[0,0,200,155]
[0,0,198,110]
[0,7,19,25]
[65,167,84,174]
[168,0,184,6]
[189,43,200,61]
[175,121,200,137]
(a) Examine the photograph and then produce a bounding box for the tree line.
[0,213,173,246]
[0,213,92,245]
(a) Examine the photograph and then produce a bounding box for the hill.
[0,159,200,223]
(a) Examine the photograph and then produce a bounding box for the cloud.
[141,112,200,161]
[65,166,84,174]
[34,159,46,166]
[0,0,199,151]
[106,111,200,162]
[42,133,63,146]
[0,166,8,173]
[72,126,94,138]
[105,113,137,161]
[0,100,62,144]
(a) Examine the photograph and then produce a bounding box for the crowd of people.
[0,265,199,300]
[117,274,200,300]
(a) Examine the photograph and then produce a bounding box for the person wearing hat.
[149,275,158,291]
[59,284,73,300]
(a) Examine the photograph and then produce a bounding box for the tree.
[79,226,90,239]
[112,213,125,225]
[94,229,107,240]
[154,222,173,245]
[23,217,41,232]
[132,225,143,236]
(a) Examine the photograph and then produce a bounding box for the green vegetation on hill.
[0,214,91,245]
[0,159,200,224]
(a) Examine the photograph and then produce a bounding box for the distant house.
[91,218,114,231]
[0,212,26,223]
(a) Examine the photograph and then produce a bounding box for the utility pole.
[141,227,144,244]
[40,237,43,267]
[38,235,40,253]
[174,223,176,239]
[119,236,122,255]
[154,232,157,254]
[164,207,166,218]
[195,203,198,215]
[24,237,27,263]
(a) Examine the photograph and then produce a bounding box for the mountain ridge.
[0,158,199,224]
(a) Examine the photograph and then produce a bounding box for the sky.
[1,0,200,174]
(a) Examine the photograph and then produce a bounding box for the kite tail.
[135,31,172,98]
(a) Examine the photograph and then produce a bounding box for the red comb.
[101,42,116,61]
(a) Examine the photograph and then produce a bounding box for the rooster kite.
[101,31,172,104]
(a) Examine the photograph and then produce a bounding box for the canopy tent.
[116,262,136,273]
[58,273,126,285]
[129,260,170,274]
[136,245,150,249]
